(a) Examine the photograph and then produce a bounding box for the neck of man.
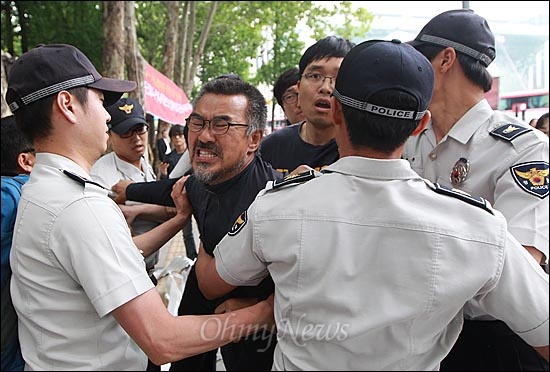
[430,78,486,143]
[300,120,335,146]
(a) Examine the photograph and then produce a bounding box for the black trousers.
[441,319,548,371]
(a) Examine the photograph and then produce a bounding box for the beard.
[192,140,248,186]
[194,157,247,185]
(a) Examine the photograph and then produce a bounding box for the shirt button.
[429,153,437,160]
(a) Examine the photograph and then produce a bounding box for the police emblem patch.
[228,210,247,236]
[510,161,549,199]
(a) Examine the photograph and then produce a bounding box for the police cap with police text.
[333,39,434,121]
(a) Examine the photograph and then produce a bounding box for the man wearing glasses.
[110,77,283,371]
[272,67,305,127]
[259,36,354,176]
[90,97,168,284]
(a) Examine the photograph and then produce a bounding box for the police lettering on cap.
[106,97,148,135]
[408,9,495,67]
[333,39,434,121]
[6,44,136,112]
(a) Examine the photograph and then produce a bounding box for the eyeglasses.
[185,115,249,135]
[302,72,336,87]
[118,124,149,138]
[282,93,298,104]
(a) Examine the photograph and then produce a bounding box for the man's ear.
[55,90,79,124]
[331,97,344,127]
[411,110,431,136]
[17,152,35,174]
[247,129,263,152]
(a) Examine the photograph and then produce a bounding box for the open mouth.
[315,99,331,110]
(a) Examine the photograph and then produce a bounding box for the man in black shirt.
[259,36,354,176]
[112,77,282,371]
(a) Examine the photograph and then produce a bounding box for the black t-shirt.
[125,155,283,310]
[259,121,339,175]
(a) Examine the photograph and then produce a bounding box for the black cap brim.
[407,39,423,48]
[110,116,148,135]
[88,77,137,106]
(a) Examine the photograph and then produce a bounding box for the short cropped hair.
[273,67,301,107]
[1,115,34,176]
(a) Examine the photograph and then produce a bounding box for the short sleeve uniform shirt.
[10,153,153,370]
[403,99,549,261]
[213,156,549,370]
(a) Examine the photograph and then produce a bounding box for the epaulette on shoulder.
[271,169,317,190]
[61,169,113,196]
[490,123,531,142]
[426,180,494,215]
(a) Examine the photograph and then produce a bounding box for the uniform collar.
[325,156,422,181]
[35,153,91,179]
[446,99,493,144]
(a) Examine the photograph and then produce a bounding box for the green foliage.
[1,1,373,92]
[135,1,169,67]
[2,1,103,68]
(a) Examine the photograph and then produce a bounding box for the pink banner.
[144,62,192,124]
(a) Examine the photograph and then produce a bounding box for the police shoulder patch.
[490,123,531,142]
[228,210,247,236]
[428,181,494,214]
[510,161,549,199]
[272,169,317,190]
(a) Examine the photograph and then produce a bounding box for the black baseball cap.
[6,44,137,112]
[408,9,495,67]
[333,39,434,121]
[106,97,148,135]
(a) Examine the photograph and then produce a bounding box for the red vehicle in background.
[497,88,549,124]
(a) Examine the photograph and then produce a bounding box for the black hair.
[273,67,301,107]
[215,73,242,81]
[1,115,34,176]
[536,112,549,130]
[13,86,89,142]
[193,77,266,135]
[414,43,494,92]
[341,90,422,153]
[299,36,355,75]
[169,124,185,137]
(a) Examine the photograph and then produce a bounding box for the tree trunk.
[102,1,125,80]
[174,1,189,87]
[13,2,29,52]
[183,1,217,94]
[124,1,146,104]
[123,1,151,164]
[1,50,15,117]
[161,1,180,80]
[182,1,196,94]
[2,2,15,56]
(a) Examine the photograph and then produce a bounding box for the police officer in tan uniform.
[403,9,549,371]
[191,39,549,371]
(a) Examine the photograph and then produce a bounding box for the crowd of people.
[1,8,548,372]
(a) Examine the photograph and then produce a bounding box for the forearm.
[114,289,274,366]
[131,203,176,223]
[534,345,549,362]
[127,178,179,206]
[133,212,190,257]
[524,245,545,265]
